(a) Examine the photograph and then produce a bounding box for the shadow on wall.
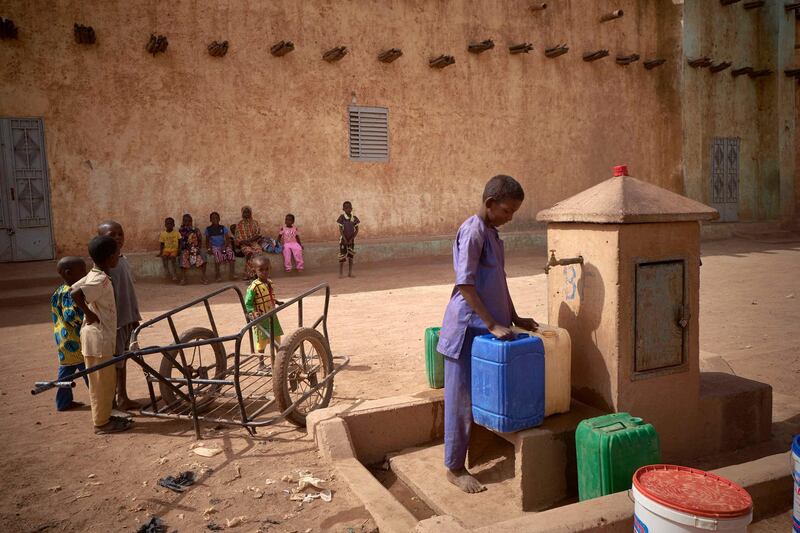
[558,261,611,412]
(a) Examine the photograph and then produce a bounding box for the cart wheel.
[159,327,228,410]
[273,327,334,427]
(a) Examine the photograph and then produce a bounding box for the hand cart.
[32,283,349,438]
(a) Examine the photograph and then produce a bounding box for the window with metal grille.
[348,106,389,162]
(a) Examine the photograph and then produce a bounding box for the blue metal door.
[710,137,739,222]
[0,118,54,262]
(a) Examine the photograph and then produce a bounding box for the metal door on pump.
[0,118,55,262]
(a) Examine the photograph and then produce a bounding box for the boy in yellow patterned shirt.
[50,257,88,411]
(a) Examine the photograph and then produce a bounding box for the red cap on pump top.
[633,465,752,519]
[613,165,628,177]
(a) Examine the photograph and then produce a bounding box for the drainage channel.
[369,465,437,521]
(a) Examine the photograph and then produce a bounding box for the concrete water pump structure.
[537,167,773,460]
[307,170,782,532]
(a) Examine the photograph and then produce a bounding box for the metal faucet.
[544,249,584,274]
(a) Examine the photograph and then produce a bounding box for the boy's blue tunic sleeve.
[454,223,484,286]
[437,215,512,359]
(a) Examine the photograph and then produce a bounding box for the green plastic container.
[576,412,660,501]
[425,327,445,389]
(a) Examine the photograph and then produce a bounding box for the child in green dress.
[244,256,283,372]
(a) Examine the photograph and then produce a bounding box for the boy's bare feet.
[447,468,486,493]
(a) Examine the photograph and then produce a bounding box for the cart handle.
[130,283,247,348]
[29,335,239,396]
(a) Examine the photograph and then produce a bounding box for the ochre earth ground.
[0,238,798,532]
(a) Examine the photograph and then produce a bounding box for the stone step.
[0,260,60,291]
[0,285,56,308]
[389,443,523,530]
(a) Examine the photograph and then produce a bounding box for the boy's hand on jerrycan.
[489,324,515,340]
[513,317,539,332]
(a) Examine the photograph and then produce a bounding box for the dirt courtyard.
[1,237,798,532]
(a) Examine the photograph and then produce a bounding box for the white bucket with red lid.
[631,464,753,532]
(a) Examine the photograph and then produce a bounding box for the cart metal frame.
[32,283,348,439]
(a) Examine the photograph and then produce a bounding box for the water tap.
[544,249,584,274]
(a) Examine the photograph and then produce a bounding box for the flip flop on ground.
[94,416,133,434]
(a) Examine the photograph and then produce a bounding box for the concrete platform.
[412,452,793,532]
[310,393,793,532]
[390,443,523,529]
[468,400,605,511]
[698,372,773,456]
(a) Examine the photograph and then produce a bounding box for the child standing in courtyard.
[277,214,304,272]
[71,235,132,434]
[157,217,179,282]
[245,256,283,372]
[98,220,143,412]
[337,201,360,278]
[178,213,208,285]
[50,256,88,411]
[205,212,236,282]
[437,175,537,493]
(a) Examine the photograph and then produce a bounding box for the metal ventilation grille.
[348,106,389,162]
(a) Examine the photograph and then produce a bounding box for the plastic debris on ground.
[193,446,223,457]
[206,523,223,531]
[281,471,333,503]
[157,470,196,493]
[136,516,167,533]
[203,506,218,520]
[226,515,247,527]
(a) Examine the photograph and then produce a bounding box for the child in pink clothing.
[277,214,304,272]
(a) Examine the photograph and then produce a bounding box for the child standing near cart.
[245,256,283,372]
[157,217,179,282]
[437,174,537,494]
[71,235,133,434]
[205,211,236,281]
[50,256,88,411]
[277,213,304,272]
[98,220,143,412]
[337,201,360,278]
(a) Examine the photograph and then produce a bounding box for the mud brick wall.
[0,1,683,254]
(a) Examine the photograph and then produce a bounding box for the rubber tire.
[273,327,334,427]
[158,326,228,410]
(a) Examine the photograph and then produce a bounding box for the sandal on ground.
[157,470,196,493]
[95,417,132,434]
